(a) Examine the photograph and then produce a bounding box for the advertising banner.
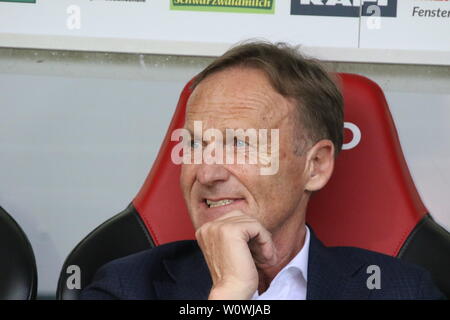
[0,0,448,65]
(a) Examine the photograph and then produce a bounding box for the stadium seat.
[0,206,37,300]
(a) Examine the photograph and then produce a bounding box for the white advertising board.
[0,1,449,64]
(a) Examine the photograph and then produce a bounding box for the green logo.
[171,0,275,14]
[0,0,36,3]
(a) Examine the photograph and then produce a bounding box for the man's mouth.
[205,199,236,208]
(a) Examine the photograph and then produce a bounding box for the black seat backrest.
[0,206,37,300]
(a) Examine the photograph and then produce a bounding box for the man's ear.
[304,140,335,192]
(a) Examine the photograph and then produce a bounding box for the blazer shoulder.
[330,246,418,268]
[80,240,199,300]
[328,246,444,299]
[107,240,200,269]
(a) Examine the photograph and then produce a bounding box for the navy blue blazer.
[80,230,444,300]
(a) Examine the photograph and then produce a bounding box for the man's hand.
[195,210,278,300]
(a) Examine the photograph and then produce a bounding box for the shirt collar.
[284,225,310,281]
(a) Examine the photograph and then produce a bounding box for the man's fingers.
[220,216,278,267]
[248,228,278,267]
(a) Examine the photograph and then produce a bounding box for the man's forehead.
[185,103,291,131]
[192,66,273,94]
[185,69,293,129]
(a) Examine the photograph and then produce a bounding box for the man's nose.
[196,163,230,186]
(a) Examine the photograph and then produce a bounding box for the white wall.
[0,48,449,298]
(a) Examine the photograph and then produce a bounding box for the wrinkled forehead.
[185,68,294,131]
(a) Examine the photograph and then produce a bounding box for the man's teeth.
[206,199,235,208]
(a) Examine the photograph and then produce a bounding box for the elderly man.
[81,42,444,300]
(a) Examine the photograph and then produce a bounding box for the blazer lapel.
[306,228,369,300]
[153,243,212,300]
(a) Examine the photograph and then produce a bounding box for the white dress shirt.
[251,225,310,300]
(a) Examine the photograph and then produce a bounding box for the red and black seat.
[57,73,450,299]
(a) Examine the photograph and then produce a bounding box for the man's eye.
[191,140,202,149]
[235,138,247,148]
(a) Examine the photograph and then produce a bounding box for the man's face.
[180,67,310,233]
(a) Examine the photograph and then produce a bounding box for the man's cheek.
[181,166,196,189]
